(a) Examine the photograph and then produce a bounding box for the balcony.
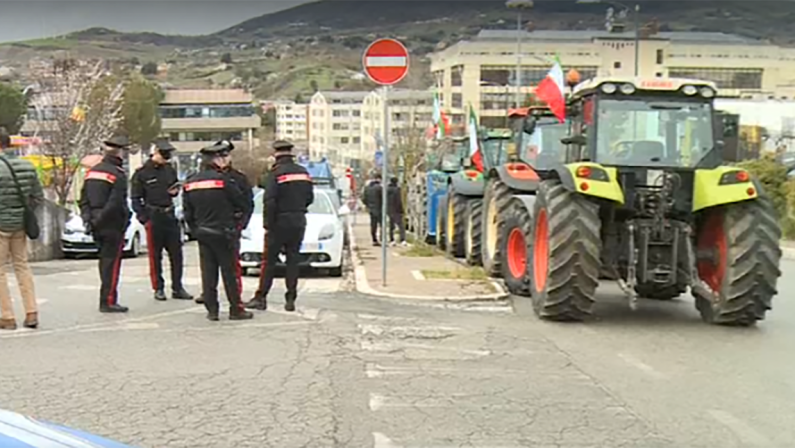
[161,116,261,131]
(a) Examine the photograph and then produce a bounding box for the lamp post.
[506,0,534,108]
[578,0,640,76]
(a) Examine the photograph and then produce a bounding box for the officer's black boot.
[100,304,129,313]
[230,305,254,320]
[172,288,194,300]
[284,292,296,312]
[154,289,167,301]
[206,312,219,321]
[194,295,204,304]
[245,295,267,310]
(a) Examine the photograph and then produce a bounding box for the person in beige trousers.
[0,128,44,330]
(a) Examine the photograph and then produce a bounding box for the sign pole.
[381,85,390,287]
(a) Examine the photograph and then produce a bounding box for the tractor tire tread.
[465,199,483,266]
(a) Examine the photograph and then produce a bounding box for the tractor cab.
[508,107,568,174]
[478,128,513,171]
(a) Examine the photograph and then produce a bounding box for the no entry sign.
[363,38,410,86]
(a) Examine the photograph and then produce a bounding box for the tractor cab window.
[522,122,568,170]
[482,138,508,167]
[596,99,715,167]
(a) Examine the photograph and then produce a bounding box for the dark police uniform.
[248,160,277,304]
[218,141,254,296]
[183,143,253,321]
[131,140,193,301]
[246,140,313,312]
[78,135,131,313]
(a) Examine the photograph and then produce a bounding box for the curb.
[347,223,509,302]
[783,246,795,261]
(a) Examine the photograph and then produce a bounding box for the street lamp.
[578,0,641,76]
[506,0,533,108]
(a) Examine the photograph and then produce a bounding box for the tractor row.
[408,76,782,326]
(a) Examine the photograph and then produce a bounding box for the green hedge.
[737,153,795,238]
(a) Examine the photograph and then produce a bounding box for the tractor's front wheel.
[464,199,483,266]
[500,200,532,296]
[694,198,782,326]
[529,180,602,321]
[434,199,446,251]
[481,178,512,277]
[445,188,467,258]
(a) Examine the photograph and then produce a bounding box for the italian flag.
[468,106,484,172]
[431,92,450,139]
[534,58,566,122]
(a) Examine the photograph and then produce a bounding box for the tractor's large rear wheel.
[529,180,602,321]
[445,188,467,258]
[464,199,483,266]
[434,199,446,251]
[694,198,782,326]
[481,178,512,277]
[500,200,532,296]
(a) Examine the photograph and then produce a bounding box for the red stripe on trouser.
[145,221,157,290]
[108,240,124,306]
[235,223,243,296]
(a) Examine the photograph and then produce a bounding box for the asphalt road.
[1,245,795,448]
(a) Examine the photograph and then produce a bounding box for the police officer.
[131,139,194,301]
[78,135,131,313]
[247,155,277,304]
[245,140,313,312]
[219,142,254,296]
[183,142,253,321]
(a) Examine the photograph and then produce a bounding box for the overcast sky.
[0,0,313,42]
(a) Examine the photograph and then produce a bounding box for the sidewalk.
[348,214,506,301]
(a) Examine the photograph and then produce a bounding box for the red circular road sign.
[363,38,410,86]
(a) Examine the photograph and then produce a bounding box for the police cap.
[273,140,294,152]
[153,139,176,153]
[103,134,130,149]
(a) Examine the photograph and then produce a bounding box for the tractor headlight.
[700,87,716,98]
[620,83,636,95]
[601,83,618,94]
[318,224,336,241]
[683,85,698,96]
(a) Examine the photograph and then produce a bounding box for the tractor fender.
[692,166,760,212]
[553,163,625,204]
[449,171,486,197]
[509,194,537,218]
[494,163,540,193]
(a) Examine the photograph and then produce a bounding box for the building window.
[340,137,350,144]
[656,49,664,65]
[353,137,361,144]
[332,123,349,131]
[452,93,463,108]
[668,67,763,89]
[159,105,255,119]
[480,93,510,111]
[613,61,622,69]
[451,65,464,87]
[168,131,244,142]
[481,65,598,86]
[332,109,349,117]
[352,110,361,117]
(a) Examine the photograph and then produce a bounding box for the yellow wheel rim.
[446,197,455,247]
[486,196,498,259]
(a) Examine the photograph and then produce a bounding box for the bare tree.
[28,62,126,205]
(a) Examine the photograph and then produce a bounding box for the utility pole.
[506,0,534,108]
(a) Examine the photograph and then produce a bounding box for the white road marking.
[372,432,402,448]
[357,313,418,322]
[618,353,666,379]
[369,393,523,411]
[359,323,461,338]
[63,284,96,291]
[410,270,425,281]
[708,410,770,447]
[78,322,161,333]
[365,363,524,379]
[360,340,491,357]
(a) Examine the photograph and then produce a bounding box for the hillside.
[1,0,794,101]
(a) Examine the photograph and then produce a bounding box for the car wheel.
[329,265,343,277]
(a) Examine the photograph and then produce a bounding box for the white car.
[239,188,348,277]
[61,200,148,258]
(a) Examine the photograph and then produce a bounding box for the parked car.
[238,188,348,277]
[0,407,133,447]
[61,200,148,258]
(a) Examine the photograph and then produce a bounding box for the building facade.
[430,29,795,128]
[308,91,367,165]
[274,100,309,147]
[360,89,435,154]
[159,89,261,154]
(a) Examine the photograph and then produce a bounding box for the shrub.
[737,152,795,238]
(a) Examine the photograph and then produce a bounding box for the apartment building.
[308,91,367,165]
[360,89,435,154]
[274,100,309,146]
[159,89,261,154]
[430,29,795,128]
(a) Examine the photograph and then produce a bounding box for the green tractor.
[503,77,782,326]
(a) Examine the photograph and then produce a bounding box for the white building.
[360,89,435,154]
[308,91,367,165]
[274,100,309,147]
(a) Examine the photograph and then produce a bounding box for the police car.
[238,188,348,277]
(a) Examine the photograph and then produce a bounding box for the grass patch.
[400,243,437,258]
[421,268,489,281]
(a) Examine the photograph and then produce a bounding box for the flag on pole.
[534,57,566,123]
[468,106,484,172]
[431,92,450,138]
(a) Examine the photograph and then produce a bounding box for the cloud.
[0,0,311,42]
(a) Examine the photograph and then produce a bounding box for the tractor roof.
[483,128,512,139]
[507,106,552,118]
[571,77,718,99]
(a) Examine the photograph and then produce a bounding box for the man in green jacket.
[0,128,44,330]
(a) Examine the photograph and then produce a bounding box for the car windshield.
[596,99,715,167]
[252,190,333,215]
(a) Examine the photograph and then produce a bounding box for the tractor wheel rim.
[533,210,549,293]
[487,196,498,259]
[507,228,527,279]
[447,198,455,246]
[696,211,727,293]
